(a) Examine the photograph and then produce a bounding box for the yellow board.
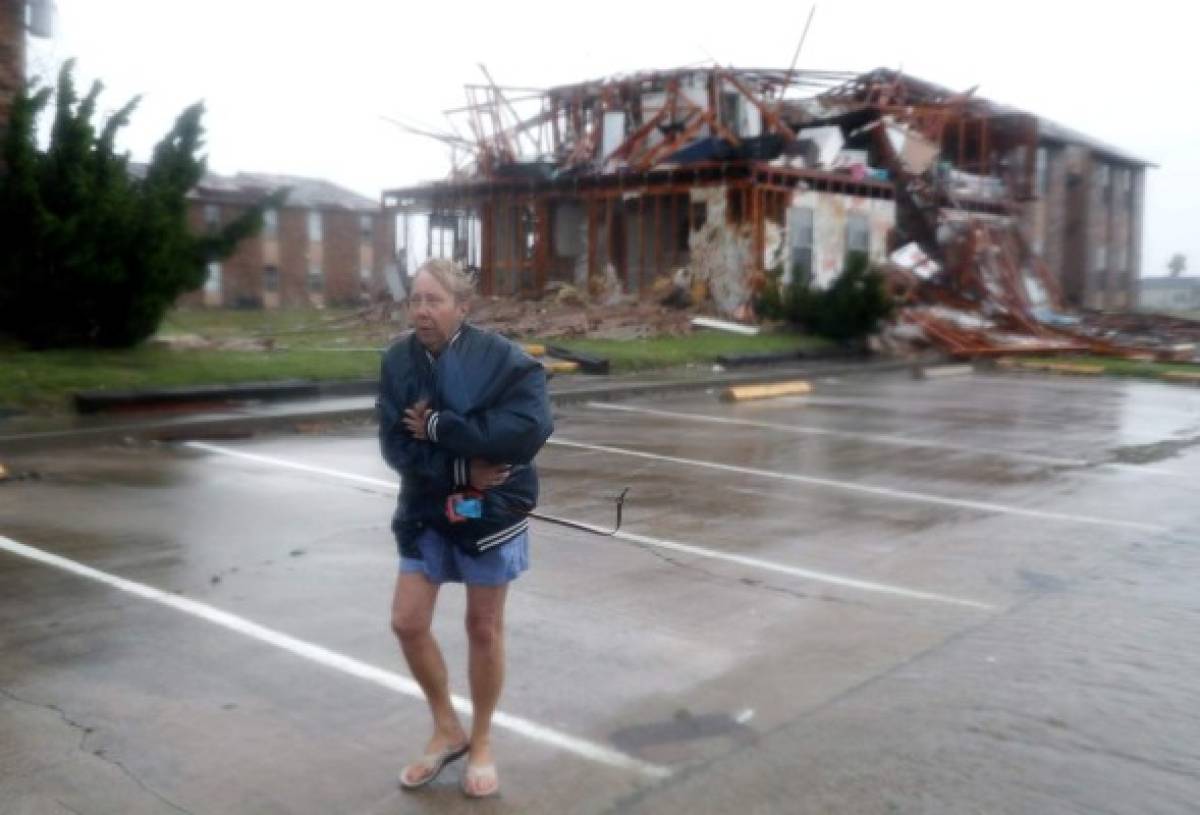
[544,361,580,375]
[1161,371,1200,385]
[1043,363,1104,375]
[523,344,547,357]
[1007,360,1103,375]
[721,381,812,402]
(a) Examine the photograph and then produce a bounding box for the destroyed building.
[383,66,1155,355]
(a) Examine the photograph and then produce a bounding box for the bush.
[0,61,284,348]
[756,252,894,341]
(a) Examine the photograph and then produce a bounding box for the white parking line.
[183,442,995,610]
[533,510,995,610]
[547,438,1167,535]
[0,533,670,780]
[586,401,1197,479]
[586,401,1086,468]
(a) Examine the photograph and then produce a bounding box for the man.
[377,259,553,798]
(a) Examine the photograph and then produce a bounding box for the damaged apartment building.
[383,66,1150,327]
[177,172,395,310]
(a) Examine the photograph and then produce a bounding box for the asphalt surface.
[2,370,1198,814]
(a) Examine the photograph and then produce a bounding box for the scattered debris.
[692,316,760,336]
[151,334,276,352]
[545,345,611,375]
[721,380,812,402]
[912,364,974,379]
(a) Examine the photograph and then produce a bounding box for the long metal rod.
[782,5,818,92]
[531,488,629,536]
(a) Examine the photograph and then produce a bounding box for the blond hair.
[414,259,475,303]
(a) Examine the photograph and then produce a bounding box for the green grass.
[1019,355,1200,380]
[160,306,395,350]
[0,306,831,414]
[543,331,832,372]
[0,346,382,413]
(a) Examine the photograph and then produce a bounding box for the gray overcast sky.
[26,0,1198,278]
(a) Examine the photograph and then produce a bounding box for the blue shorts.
[400,526,529,586]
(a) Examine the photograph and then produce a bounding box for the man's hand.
[469,458,511,491]
[403,400,431,440]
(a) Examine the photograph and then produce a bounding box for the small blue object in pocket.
[456,497,483,519]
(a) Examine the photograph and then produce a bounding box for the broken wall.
[687,185,754,315]
[787,190,895,288]
[620,193,690,295]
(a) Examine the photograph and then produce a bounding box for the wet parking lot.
[2,370,1199,814]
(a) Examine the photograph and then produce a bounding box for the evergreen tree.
[0,61,285,348]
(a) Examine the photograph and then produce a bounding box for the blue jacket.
[377,323,554,558]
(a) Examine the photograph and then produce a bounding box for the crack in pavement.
[0,686,196,815]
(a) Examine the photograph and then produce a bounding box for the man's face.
[409,271,467,353]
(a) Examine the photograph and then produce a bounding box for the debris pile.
[470,296,696,340]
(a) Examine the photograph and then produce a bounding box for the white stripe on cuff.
[475,519,529,552]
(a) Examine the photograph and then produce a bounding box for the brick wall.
[278,207,310,307]
[0,0,24,141]
[321,209,360,305]
[219,205,264,308]
[174,199,393,310]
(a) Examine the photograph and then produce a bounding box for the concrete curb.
[0,359,915,454]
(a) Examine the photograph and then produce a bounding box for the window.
[307,263,323,292]
[359,267,372,284]
[690,202,707,231]
[203,204,220,231]
[720,91,741,134]
[204,261,221,294]
[1116,240,1130,272]
[263,265,279,293]
[1035,147,1050,197]
[845,212,869,266]
[359,214,373,241]
[1094,163,1110,200]
[263,208,279,239]
[1094,244,1108,273]
[788,207,814,285]
[307,210,323,242]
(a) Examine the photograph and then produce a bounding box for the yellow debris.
[721,381,812,402]
[523,344,546,357]
[544,361,580,375]
[1007,360,1102,375]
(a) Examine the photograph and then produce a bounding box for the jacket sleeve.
[377,349,471,490]
[422,357,553,464]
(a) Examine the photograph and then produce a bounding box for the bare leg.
[463,582,508,795]
[391,572,467,783]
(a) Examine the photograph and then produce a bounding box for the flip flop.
[462,763,500,799]
[398,742,470,790]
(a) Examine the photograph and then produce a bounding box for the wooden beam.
[480,202,495,296]
[668,193,678,271]
[633,112,707,171]
[587,198,598,286]
[639,193,648,293]
[608,105,669,162]
[534,199,551,294]
[654,193,664,279]
[718,70,796,141]
[676,94,741,147]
